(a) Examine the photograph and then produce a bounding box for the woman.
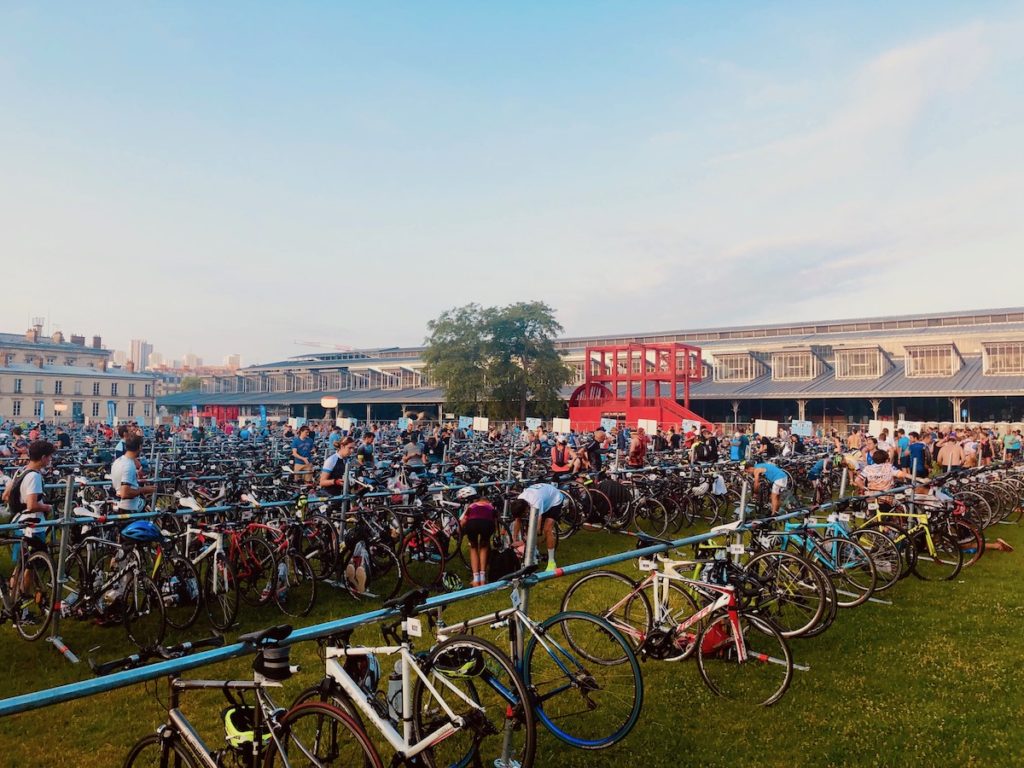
[461,495,498,587]
[291,426,315,484]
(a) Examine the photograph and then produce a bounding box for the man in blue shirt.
[896,429,911,469]
[906,432,929,477]
[745,460,789,514]
[291,426,315,485]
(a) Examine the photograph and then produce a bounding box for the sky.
[2,2,1023,365]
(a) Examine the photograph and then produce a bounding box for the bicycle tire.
[910,530,963,581]
[275,551,317,618]
[265,700,384,768]
[413,634,536,768]
[631,497,669,538]
[12,548,56,642]
[559,570,651,656]
[743,550,827,639]
[202,553,239,631]
[848,527,902,591]
[696,611,792,706]
[398,530,445,589]
[123,732,199,768]
[820,536,876,608]
[124,572,167,650]
[522,610,643,750]
[235,535,278,607]
[152,551,202,631]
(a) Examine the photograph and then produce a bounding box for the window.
[13,378,22,394]
[92,402,100,417]
[74,381,82,395]
[143,402,151,418]
[46,356,56,365]
[12,400,21,417]
[128,383,136,397]
[54,380,63,394]
[982,342,1024,375]
[92,381,101,395]
[905,345,959,377]
[65,357,76,366]
[5,353,13,365]
[127,402,135,417]
[34,379,43,394]
[144,384,152,397]
[111,383,118,396]
[714,354,762,382]
[34,400,44,418]
[834,349,885,380]
[771,352,819,381]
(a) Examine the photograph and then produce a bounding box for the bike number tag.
[855,510,866,519]
[404,618,422,638]
[433,493,443,503]
[838,513,851,522]
[638,558,656,571]
[511,589,522,609]
[827,513,838,523]
[728,543,745,555]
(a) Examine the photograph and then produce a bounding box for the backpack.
[487,547,520,582]
[6,470,39,517]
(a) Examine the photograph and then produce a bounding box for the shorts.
[462,518,495,547]
[771,477,788,494]
[541,504,564,524]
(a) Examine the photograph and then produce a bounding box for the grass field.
[1,522,1022,767]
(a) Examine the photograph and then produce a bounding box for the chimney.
[70,334,85,346]
[127,360,135,373]
[25,327,39,343]
[52,330,64,344]
[92,335,102,349]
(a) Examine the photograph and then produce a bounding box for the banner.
[472,416,489,432]
[525,417,542,430]
[754,419,778,438]
[108,400,118,427]
[897,420,923,435]
[337,417,353,432]
[173,415,180,427]
[551,417,571,434]
[36,400,46,419]
[397,417,410,430]
[791,419,813,437]
[457,416,473,430]
[868,419,895,438]
[637,418,659,434]
[600,418,617,433]
[681,418,702,434]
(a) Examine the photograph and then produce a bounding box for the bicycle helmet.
[441,571,463,593]
[343,653,381,693]
[433,646,486,678]
[222,705,271,749]
[455,486,477,501]
[120,520,164,543]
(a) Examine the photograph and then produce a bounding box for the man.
[744,460,788,514]
[937,437,965,469]
[291,426,315,483]
[509,483,564,572]
[403,441,426,472]
[238,422,252,441]
[895,429,910,469]
[2,440,56,556]
[906,432,929,477]
[114,424,129,459]
[627,427,649,468]
[847,428,863,451]
[854,449,913,506]
[111,435,156,513]
[583,429,606,472]
[694,427,718,463]
[11,426,29,460]
[668,426,682,451]
[320,436,357,491]
[1003,429,1022,461]
[757,433,777,457]
[54,425,71,450]
[550,436,576,475]
[356,431,376,466]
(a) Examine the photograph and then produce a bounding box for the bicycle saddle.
[384,588,430,617]
[239,624,293,647]
[710,519,744,533]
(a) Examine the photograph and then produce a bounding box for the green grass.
[1,523,1023,767]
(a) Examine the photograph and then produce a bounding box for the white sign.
[472,416,490,432]
[754,419,779,438]
[897,420,923,435]
[681,418,701,434]
[868,419,895,438]
[600,418,617,432]
[551,417,571,434]
[337,417,353,431]
[791,420,813,437]
[525,417,542,430]
[637,418,659,434]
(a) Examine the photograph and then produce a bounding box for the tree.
[423,302,572,420]
[180,376,202,392]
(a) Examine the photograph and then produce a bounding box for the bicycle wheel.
[362,541,403,602]
[560,571,651,654]
[266,700,384,768]
[798,559,838,639]
[743,550,826,639]
[13,549,56,642]
[235,536,278,607]
[820,537,876,608]
[848,528,902,591]
[152,552,202,631]
[124,572,166,650]
[696,611,792,706]
[202,553,239,631]
[948,519,984,568]
[413,635,536,768]
[910,530,963,581]
[399,530,445,589]
[522,611,643,750]
[631,497,669,538]
[275,552,317,618]
[299,517,337,581]
[123,732,199,767]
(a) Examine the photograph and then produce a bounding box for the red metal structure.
[568,342,711,431]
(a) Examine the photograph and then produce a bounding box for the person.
[324,425,342,451]
[11,426,29,460]
[54,425,71,449]
[862,436,879,465]
[1003,429,1022,461]
[111,435,156,513]
[847,428,863,451]
[694,428,719,463]
[937,437,965,469]
[291,426,315,483]
[509,483,564,572]
[113,424,129,459]
[895,429,910,468]
[1,440,56,563]
[356,431,375,466]
[627,428,648,468]
[668,427,681,451]
[425,430,447,464]
[583,429,606,472]
[239,422,252,441]
[906,432,930,477]
[757,433,777,457]
[403,441,426,472]
[551,436,575,475]
[461,495,498,587]
[854,449,912,506]
[744,460,788,514]
[978,431,993,466]
[320,436,357,492]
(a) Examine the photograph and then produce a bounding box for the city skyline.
[3,3,1023,363]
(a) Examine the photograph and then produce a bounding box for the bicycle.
[0,530,56,641]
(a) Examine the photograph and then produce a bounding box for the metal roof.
[0,333,110,354]
[0,363,155,380]
[157,387,446,408]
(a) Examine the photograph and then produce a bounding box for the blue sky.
[2,2,1023,364]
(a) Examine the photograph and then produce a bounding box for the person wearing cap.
[551,435,576,475]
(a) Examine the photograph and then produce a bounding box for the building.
[184,353,203,369]
[224,354,241,370]
[0,324,158,425]
[130,339,153,371]
[157,307,1024,428]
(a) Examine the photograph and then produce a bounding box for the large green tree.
[423,301,572,419]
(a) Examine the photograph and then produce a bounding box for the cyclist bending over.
[744,460,788,514]
[509,483,563,573]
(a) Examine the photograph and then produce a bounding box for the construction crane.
[294,340,355,352]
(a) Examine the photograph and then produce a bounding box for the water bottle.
[62,591,78,618]
[386,659,403,723]
[164,575,180,607]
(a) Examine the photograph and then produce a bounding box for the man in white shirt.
[509,483,564,572]
[111,435,155,513]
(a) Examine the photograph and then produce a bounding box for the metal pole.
[517,505,540,662]
[150,455,161,511]
[47,476,79,663]
[839,467,848,498]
